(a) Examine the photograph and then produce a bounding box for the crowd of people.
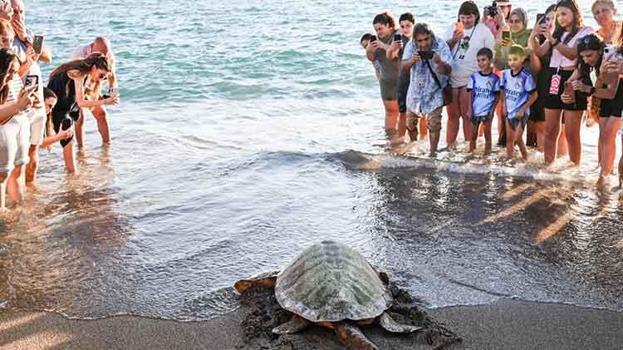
[0,0,118,211]
[362,0,623,186]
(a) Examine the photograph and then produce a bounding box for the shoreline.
[1,299,622,349]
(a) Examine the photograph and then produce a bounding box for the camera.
[418,50,434,60]
[484,1,498,18]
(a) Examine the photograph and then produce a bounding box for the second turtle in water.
[234,240,421,350]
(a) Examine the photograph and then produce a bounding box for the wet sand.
[1,299,622,350]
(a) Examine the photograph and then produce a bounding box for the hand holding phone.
[32,35,44,55]
[418,50,434,60]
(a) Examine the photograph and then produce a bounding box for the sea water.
[0,0,621,321]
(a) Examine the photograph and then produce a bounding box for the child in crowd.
[40,88,72,149]
[500,45,537,160]
[466,48,500,153]
[360,33,381,80]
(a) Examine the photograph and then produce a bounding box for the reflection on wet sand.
[0,145,131,314]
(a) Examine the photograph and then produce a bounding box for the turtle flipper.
[334,322,378,350]
[272,315,311,334]
[378,312,422,333]
[233,270,279,294]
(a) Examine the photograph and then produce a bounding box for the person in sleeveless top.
[47,54,118,173]
[536,0,593,166]
[366,12,402,142]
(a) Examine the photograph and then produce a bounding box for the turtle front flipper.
[378,312,422,333]
[233,270,279,294]
[334,322,378,350]
[272,314,311,334]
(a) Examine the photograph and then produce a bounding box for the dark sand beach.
[1,298,622,350]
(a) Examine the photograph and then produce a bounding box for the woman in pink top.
[534,0,592,166]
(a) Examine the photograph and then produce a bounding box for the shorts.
[397,75,410,113]
[27,107,46,146]
[599,80,623,118]
[379,78,398,101]
[0,115,30,173]
[543,68,588,111]
[507,116,527,131]
[471,115,492,126]
[408,107,443,132]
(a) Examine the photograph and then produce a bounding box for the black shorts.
[543,68,588,111]
[471,115,492,126]
[599,79,623,118]
[507,116,527,131]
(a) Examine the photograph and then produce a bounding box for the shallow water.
[1,0,621,321]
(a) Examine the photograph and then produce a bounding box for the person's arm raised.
[71,73,118,108]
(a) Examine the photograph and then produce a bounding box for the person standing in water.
[538,0,592,166]
[366,11,401,142]
[47,53,118,173]
[70,36,118,148]
[445,1,495,149]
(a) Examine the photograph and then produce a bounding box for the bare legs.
[506,120,528,160]
[92,105,111,144]
[470,119,492,154]
[25,145,39,184]
[63,139,77,174]
[383,100,400,140]
[446,87,471,148]
[6,165,25,206]
[598,117,621,179]
[544,108,582,165]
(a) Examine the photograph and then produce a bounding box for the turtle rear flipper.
[272,315,311,334]
[334,322,378,350]
[233,270,279,294]
[378,312,422,333]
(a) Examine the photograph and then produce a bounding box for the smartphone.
[24,75,39,90]
[418,50,434,60]
[370,35,377,42]
[502,31,511,40]
[393,33,401,42]
[32,35,44,54]
[536,13,545,25]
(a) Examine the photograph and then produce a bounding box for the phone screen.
[502,31,510,40]
[24,75,39,89]
[32,35,44,54]
[394,33,401,42]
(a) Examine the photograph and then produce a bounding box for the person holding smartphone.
[366,12,401,142]
[402,23,452,156]
[9,0,52,184]
[536,0,593,167]
[70,36,119,148]
[47,53,118,173]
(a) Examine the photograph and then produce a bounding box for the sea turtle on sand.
[234,240,422,350]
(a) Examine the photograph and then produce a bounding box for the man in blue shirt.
[402,23,452,156]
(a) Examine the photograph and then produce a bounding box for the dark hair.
[553,0,584,45]
[0,48,18,104]
[50,53,110,79]
[412,23,436,44]
[576,34,605,75]
[373,11,397,30]
[43,87,57,100]
[360,33,373,43]
[477,47,493,59]
[458,1,480,24]
[399,12,415,24]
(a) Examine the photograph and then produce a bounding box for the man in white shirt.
[70,36,118,147]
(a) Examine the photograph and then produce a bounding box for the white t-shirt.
[549,27,593,68]
[445,23,495,87]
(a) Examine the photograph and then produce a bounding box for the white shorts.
[0,115,30,173]
[27,107,46,146]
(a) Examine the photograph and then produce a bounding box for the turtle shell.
[274,240,392,322]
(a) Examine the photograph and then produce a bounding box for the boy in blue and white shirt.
[466,48,500,154]
[500,45,537,161]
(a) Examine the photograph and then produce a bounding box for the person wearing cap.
[70,36,118,148]
[483,0,513,39]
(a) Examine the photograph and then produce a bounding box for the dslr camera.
[484,1,498,18]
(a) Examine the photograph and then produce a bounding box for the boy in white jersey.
[500,45,537,160]
[466,48,500,153]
